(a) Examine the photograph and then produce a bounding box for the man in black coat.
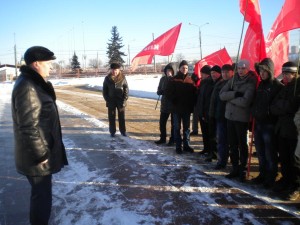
[165,60,197,154]
[11,46,68,225]
[270,61,300,200]
[103,63,129,137]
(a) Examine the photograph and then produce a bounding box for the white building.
[0,64,19,81]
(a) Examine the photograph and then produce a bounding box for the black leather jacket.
[11,66,68,176]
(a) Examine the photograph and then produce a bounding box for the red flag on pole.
[240,0,266,70]
[266,0,300,42]
[194,48,233,77]
[266,0,300,76]
[131,23,182,71]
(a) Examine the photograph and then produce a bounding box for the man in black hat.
[165,60,197,154]
[11,46,68,224]
[103,62,129,137]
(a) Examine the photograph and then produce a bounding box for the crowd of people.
[154,58,300,202]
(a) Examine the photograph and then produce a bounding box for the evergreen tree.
[71,52,81,72]
[106,26,126,66]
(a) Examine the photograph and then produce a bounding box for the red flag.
[240,0,261,25]
[131,23,182,71]
[266,32,289,77]
[265,0,300,76]
[194,48,233,77]
[266,0,300,42]
[240,0,266,70]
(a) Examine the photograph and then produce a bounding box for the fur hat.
[211,65,221,74]
[179,60,188,68]
[24,46,56,65]
[110,62,121,69]
[282,61,298,73]
[200,65,211,75]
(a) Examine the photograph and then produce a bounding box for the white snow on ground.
[1,75,299,224]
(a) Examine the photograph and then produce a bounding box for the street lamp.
[189,22,209,59]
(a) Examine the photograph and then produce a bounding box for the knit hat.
[163,63,174,76]
[282,61,298,73]
[179,60,188,68]
[110,62,121,69]
[237,59,250,69]
[24,46,56,65]
[211,65,221,74]
[221,64,233,71]
[200,65,211,75]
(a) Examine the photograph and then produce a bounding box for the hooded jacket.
[103,71,129,108]
[252,58,284,123]
[11,66,68,176]
[220,70,258,122]
[157,63,175,113]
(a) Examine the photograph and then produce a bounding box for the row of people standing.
[155,58,300,201]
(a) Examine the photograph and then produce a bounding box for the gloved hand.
[235,92,244,98]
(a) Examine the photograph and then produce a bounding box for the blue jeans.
[216,120,229,167]
[254,122,278,181]
[173,113,191,148]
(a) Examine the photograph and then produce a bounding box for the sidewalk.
[1,95,299,224]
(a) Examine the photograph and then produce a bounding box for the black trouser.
[278,136,297,185]
[208,117,217,158]
[26,175,52,225]
[199,117,210,152]
[227,120,248,174]
[108,106,126,135]
[159,112,174,141]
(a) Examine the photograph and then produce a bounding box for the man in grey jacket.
[11,46,68,225]
[220,59,258,182]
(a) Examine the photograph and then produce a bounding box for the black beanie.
[110,62,121,69]
[221,64,233,71]
[200,65,211,75]
[179,60,188,68]
[211,65,221,74]
[282,61,298,73]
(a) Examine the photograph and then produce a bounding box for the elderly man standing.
[220,59,258,182]
[11,46,68,225]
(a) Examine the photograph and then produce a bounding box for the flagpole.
[152,33,156,73]
[231,0,249,89]
[294,30,300,96]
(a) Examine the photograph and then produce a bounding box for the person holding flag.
[154,63,175,146]
[165,60,197,154]
[220,59,258,182]
[270,61,300,200]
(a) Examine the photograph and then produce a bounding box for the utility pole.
[14,33,18,77]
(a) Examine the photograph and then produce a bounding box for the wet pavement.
[1,89,300,225]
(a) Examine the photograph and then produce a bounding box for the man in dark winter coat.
[11,46,68,225]
[154,63,175,145]
[251,58,283,188]
[220,59,258,182]
[209,64,234,169]
[103,63,129,137]
[202,65,222,162]
[270,61,300,200]
[165,60,197,154]
[195,65,212,155]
